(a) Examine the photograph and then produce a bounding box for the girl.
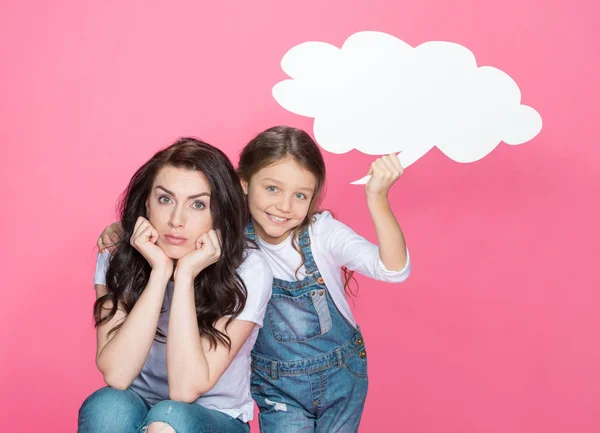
[238,126,409,433]
[80,138,272,433]
[98,126,410,433]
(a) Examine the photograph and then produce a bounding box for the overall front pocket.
[267,289,332,343]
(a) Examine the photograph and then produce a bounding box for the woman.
[78,137,272,433]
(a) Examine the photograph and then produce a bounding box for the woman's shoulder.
[242,245,269,264]
[239,247,272,280]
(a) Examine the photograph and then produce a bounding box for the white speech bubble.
[272,31,542,184]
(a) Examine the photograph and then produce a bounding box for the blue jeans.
[78,387,250,433]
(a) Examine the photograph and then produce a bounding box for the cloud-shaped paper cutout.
[272,31,542,183]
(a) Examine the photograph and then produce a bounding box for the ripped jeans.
[77,387,250,433]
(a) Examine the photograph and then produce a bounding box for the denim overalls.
[245,222,369,433]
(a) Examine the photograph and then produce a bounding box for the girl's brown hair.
[237,126,357,296]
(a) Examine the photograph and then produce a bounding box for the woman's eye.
[266,186,278,193]
[192,201,206,210]
[158,196,172,204]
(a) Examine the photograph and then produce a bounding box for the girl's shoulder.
[310,210,349,236]
[310,210,334,228]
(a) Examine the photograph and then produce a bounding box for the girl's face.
[242,156,317,245]
[146,165,213,259]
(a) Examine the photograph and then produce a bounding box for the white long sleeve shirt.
[254,211,410,327]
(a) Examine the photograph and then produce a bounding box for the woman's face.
[145,165,213,259]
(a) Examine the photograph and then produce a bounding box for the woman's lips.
[164,234,187,245]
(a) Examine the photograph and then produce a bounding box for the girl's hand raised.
[365,154,404,199]
[174,230,221,282]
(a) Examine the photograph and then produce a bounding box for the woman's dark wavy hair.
[94,138,249,349]
[237,126,358,296]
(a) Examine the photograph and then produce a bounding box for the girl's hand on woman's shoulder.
[174,230,222,282]
[98,221,124,254]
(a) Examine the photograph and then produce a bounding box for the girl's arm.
[95,217,173,389]
[318,154,409,282]
[97,222,123,254]
[364,154,408,271]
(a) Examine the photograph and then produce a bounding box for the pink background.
[1,0,599,431]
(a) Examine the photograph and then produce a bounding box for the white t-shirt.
[255,211,410,327]
[93,247,272,422]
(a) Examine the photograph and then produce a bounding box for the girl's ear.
[240,179,248,195]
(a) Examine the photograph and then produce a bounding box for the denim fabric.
[78,387,148,433]
[77,387,250,433]
[245,222,369,433]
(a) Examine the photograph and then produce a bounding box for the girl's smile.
[242,156,316,245]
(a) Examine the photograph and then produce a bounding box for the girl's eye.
[295,193,307,200]
[266,186,278,193]
[158,196,172,204]
[192,201,206,210]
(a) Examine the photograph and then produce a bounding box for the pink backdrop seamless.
[1,1,598,432]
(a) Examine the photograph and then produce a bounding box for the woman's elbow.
[97,360,133,390]
[169,384,206,403]
[102,372,132,391]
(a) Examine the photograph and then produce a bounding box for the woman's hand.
[130,217,173,276]
[174,230,221,282]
